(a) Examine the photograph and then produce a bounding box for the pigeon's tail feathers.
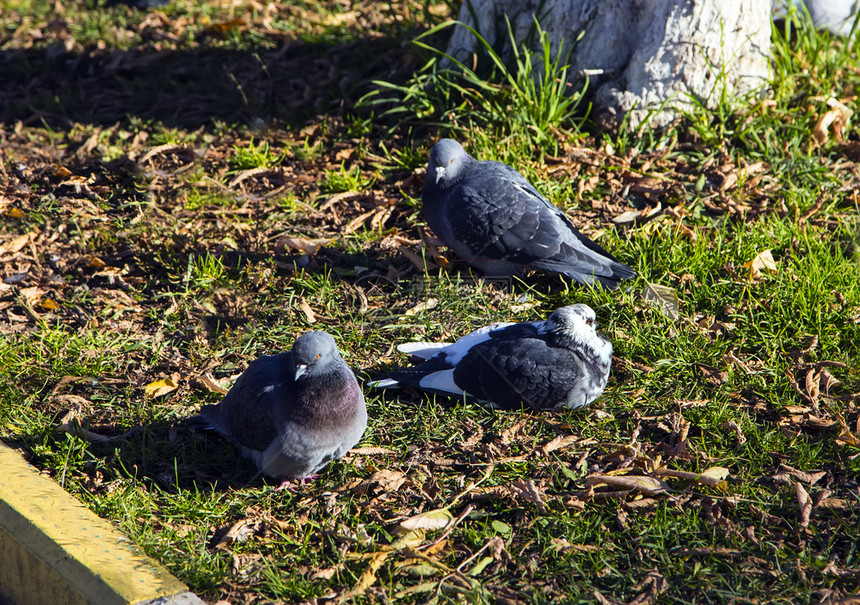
[532,256,636,290]
[398,341,451,360]
[366,377,400,388]
[188,405,235,443]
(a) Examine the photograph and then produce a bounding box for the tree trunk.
[446,0,772,130]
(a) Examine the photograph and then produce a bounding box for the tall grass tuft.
[360,17,587,155]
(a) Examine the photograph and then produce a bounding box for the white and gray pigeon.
[369,304,612,411]
[423,139,636,289]
[190,331,367,484]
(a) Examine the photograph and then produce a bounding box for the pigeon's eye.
[449,159,454,164]
[314,353,321,360]
[585,318,593,326]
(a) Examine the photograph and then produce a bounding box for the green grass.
[1,1,859,604]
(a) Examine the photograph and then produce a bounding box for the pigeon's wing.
[192,353,293,451]
[452,338,582,410]
[397,341,452,360]
[451,162,634,288]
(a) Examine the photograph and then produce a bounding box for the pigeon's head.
[544,304,611,355]
[292,330,340,380]
[427,138,470,189]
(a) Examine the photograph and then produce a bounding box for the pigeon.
[423,138,636,289]
[190,331,367,484]
[369,304,612,411]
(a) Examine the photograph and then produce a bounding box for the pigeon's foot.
[275,478,298,491]
[274,474,319,491]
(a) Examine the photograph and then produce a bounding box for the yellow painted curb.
[0,440,201,605]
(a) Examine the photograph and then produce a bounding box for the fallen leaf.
[654,466,730,488]
[778,464,826,485]
[795,481,813,528]
[404,298,438,316]
[199,373,229,395]
[677,547,742,558]
[298,297,317,323]
[812,97,853,145]
[354,469,407,495]
[509,480,547,511]
[394,509,453,534]
[348,447,397,456]
[144,375,179,399]
[720,420,747,445]
[215,518,267,548]
[541,434,581,455]
[0,233,31,254]
[642,283,679,321]
[586,474,670,496]
[278,234,331,255]
[743,249,777,280]
[39,297,60,311]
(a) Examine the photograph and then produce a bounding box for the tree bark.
[446,0,772,130]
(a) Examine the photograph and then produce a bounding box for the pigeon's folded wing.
[453,338,582,410]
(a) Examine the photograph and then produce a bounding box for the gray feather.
[423,139,636,289]
[190,330,367,480]
[370,304,612,411]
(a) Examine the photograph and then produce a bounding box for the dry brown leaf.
[199,372,229,395]
[720,420,747,445]
[778,464,826,485]
[509,480,547,512]
[628,571,668,605]
[348,447,397,456]
[586,474,670,496]
[368,469,408,493]
[500,418,529,444]
[743,249,777,280]
[835,414,860,447]
[278,234,331,255]
[298,297,317,323]
[677,547,742,558]
[0,233,31,255]
[812,97,853,145]
[404,298,438,316]
[541,434,581,455]
[138,143,191,165]
[795,481,813,528]
[215,518,267,548]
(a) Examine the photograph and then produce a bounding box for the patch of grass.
[361,16,586,155]
[228,138,283,171]
[320,163,376,194]
[1,1,860,604]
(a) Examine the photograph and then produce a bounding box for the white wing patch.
[419,370,465,396]
[397,341,451,360]
[366,378,399,388]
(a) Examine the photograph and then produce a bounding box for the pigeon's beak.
[434,165,445,184]
[294,364,308,380]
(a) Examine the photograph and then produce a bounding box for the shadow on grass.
[0,34,400,129]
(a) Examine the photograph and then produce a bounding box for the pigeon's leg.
[274,474,319,491]
[275,478,298,491]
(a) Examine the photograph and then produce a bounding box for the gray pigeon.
[190,331,366,484]
[423,139,636,289]
[369,304,612,411]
